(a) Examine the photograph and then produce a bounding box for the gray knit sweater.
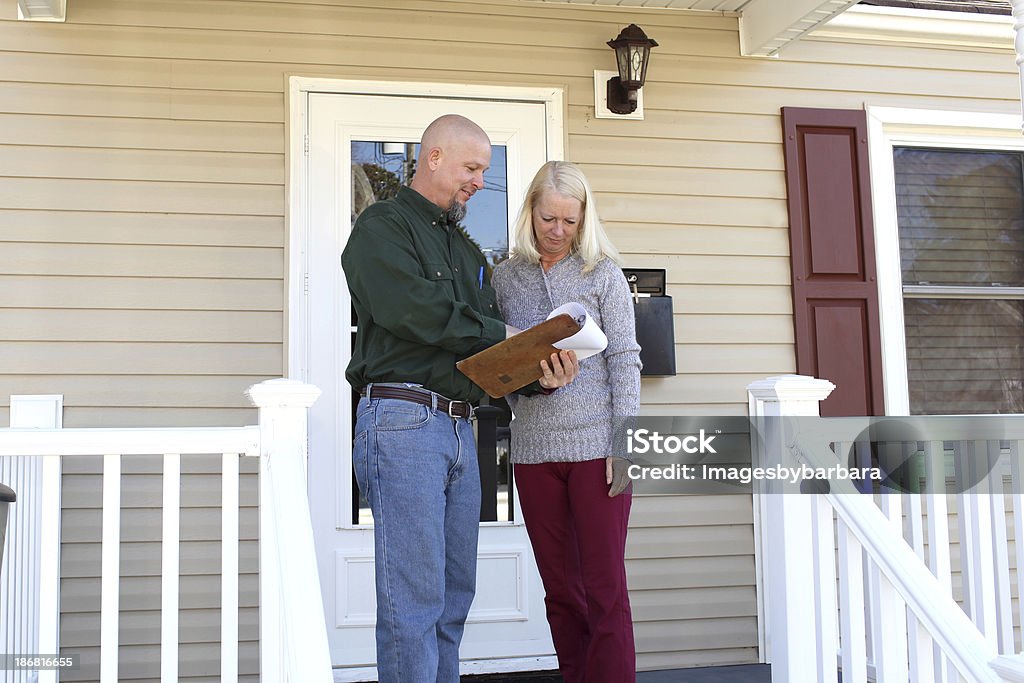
[491,253,642,464]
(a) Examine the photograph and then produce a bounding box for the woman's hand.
[606,456,631,497]
[539,350,578,389]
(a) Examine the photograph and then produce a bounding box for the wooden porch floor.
[464,664,771,681]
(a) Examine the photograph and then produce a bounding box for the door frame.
[286,76,565,382]
[286,78,565,678]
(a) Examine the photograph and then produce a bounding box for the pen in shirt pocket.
[478,265,484,289]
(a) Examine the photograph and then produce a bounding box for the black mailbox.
[623,268,676,376]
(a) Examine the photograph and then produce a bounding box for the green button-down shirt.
[342,186,506,402]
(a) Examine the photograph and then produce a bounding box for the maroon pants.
[514,458,636,683]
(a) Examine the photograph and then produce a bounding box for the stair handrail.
[790,427,1001,682]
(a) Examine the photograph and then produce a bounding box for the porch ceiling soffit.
[16,0,66,21]
[815,3,1013,49]
[737,0,862,56]
[532,0,862,56]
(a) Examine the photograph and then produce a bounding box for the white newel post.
[747,375,835,683]
[246,379,333,683]
[2,395,63,683]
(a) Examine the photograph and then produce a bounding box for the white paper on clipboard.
[546,302,607,360]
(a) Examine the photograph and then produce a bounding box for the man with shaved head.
[415,114,491,223]
[342,114,577,682]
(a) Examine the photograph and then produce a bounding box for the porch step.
[463,664,771,682]
[637,665,771,682]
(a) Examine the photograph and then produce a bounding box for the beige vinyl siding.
[627,494,757,664]
[0,0,1018,676]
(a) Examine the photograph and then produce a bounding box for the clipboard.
[457,313,581,398]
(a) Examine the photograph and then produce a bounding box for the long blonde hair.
[511,161,620,273]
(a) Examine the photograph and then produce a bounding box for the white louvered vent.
[16,0,66,21]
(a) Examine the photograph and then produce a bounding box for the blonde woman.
[491,161,642,683]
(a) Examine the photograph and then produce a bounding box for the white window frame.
[866,106,1024,416]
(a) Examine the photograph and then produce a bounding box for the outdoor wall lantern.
[606,24,658,115]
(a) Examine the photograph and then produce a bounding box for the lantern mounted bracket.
[594,71,644,120]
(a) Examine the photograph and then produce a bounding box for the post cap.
[246,378,322,409]
[747,374,836,402]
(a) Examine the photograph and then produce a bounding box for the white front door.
[296,84,562,679]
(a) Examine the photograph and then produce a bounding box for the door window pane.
[349,141,513,525]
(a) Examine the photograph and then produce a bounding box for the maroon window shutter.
[782,107,885,417]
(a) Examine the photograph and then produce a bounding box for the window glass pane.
[895,148,1024,287]
[904,299,1024,414]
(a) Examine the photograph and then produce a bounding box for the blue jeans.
[352,389,481,683]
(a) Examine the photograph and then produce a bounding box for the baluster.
[100,453,121,683]
[925,440,952,682]
[161,453,180,683]
[956,440,998,647]
[874,572,910,681]
[852,440,877,670]
[838,518,868,682]
[875,444,909,682]
[908,616,935,683]
[905,443,934,682]
[812,493,839,683]
[37,454,60,683]
[222,452,240,683]
[1010,440,1024,652]
[986,439,1014,654]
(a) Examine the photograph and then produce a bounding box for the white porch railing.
[750,375,1024,683]
[0,378,332,683]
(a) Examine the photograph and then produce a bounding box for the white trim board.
[9,394,63,429]
[865,105,1024,416]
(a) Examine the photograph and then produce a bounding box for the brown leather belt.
[359,385,475,419]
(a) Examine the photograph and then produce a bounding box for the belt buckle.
[447,400,472,419]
